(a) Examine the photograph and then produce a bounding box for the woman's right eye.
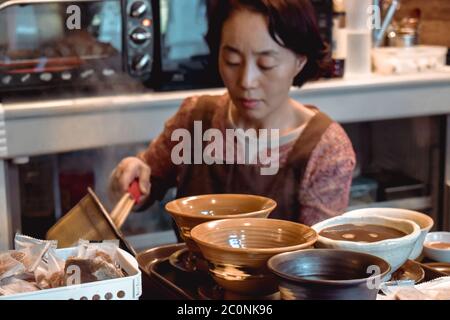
[225,61,241,66]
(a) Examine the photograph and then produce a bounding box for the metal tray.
[418,261,449,281]
[137,243,210,299]
[422,262,450,276]
[136,243,277,300]
[136,243,448,300]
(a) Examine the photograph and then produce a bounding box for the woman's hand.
[109,157,151,204]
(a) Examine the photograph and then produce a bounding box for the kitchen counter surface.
[1,69,450,158]
[1,69,450,251]
[3,68,450,119]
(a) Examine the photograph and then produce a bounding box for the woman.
[109,0,356,226]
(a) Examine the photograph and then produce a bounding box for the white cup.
[345,0,373,30]
[344,29,373,78]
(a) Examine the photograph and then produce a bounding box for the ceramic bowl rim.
[165,194,277,220]
[343,207,434,232]
[190,218,318,254]
[423,232,450,252]
[311,215,421,248]
[267,249,391,285]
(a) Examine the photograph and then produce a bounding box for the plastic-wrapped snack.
[64,256,124,284]
[64,257,99,285]
[381,276,450,300]
[18,242,52,273]
[13,272,36,283]
[77,239,120,263]
[64,240,124,285]
[14,234,57,251]
[94,251,114,265]
[34,262,50,289]
[92,256,124,280]
[394,287,432,300]
[421,288,450,300]
[47,248,65,288]
[0,277,40,296]
[0,252,26,281]
[35,248,65,289]
[8,234,56,273]
[9,251,26,264]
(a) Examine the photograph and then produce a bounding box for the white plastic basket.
[0,248,142,300]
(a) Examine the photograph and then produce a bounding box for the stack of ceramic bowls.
[190,218,318,296]
[165,194,277,259]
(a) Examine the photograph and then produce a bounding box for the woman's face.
[219,9,306,121]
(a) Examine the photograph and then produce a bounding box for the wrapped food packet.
[394,287,433,300]
[17,242,53,273]
[13,234,56,273]
[14,234,57,251]
[0,252,26,281]
[34,262,50,289]
[13,271,36,283]
[64,257,101,285]
[0,277,40,296]
[81,240,125,279]
[381,276,450,300]
[77,239,120,263]
[91,255,124,281]
[35,248,65,289]
[415,276,450,300]
[64,240,124,285]
[45,248,65,288]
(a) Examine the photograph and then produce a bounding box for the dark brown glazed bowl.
[267,249,391,300]
[165,194,276,255]
[190,218,317,296]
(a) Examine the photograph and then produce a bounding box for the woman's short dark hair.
[206,0,331,87]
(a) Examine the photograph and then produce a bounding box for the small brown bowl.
[165,194,277,255]
[190,218,317,296]
[268,249,391,300]
[423,262,450,275]
[391,260,425,283]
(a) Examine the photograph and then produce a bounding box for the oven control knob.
[130,27,151,44]
[1,75,12,85]
[21,74,31,83]
[40,73,53,82]
[130,1,147,18]
[131,54,151,72]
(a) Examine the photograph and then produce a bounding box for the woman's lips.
[240,99,260,109]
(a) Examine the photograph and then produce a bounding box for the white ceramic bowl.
[423,232,450,263]
[312,215,421,272]
[344,208,434,260]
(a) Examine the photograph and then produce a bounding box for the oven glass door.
[0,0,123,87]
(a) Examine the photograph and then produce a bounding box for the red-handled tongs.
[110,180,142,229]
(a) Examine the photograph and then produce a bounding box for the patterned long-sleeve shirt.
[139,93,356,226]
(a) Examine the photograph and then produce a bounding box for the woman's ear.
[295,55,308,74]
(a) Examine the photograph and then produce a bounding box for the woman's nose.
[239,63,259,90]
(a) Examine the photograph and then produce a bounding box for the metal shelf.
[347,196,432,212]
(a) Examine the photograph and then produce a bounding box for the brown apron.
[174,95,333,223]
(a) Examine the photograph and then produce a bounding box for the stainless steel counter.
[2,69,450,158]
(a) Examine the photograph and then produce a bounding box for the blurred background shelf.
[347,196,432,212]
[126,230,177,253]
